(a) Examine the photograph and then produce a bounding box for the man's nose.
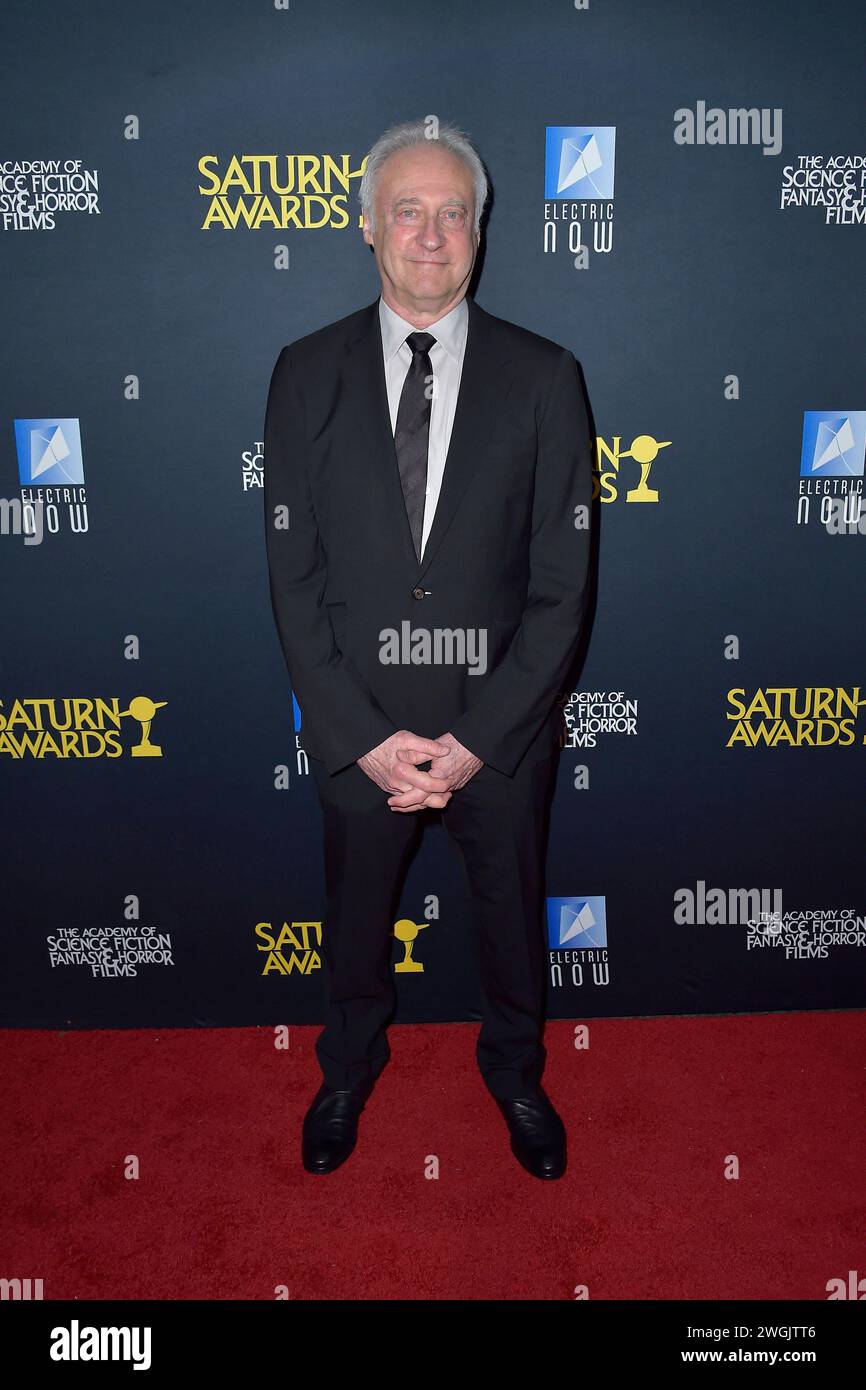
[415,214,445,247]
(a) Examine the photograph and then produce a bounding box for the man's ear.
[361,215,374,247]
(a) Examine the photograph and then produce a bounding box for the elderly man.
[264,118,593,1179]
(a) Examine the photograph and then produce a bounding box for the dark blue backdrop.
[2,0,864,1028]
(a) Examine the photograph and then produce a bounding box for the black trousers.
[307,740,559,1100]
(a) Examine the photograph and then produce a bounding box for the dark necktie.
[393,331,436,562]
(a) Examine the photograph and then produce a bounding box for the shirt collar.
[378,293,469,364]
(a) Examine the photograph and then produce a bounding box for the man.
[264,118,593,1180]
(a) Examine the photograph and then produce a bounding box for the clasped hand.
[357,730,483,812]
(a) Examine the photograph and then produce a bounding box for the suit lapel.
[341,299,419,572]
[416,297,508,581]
[341,295,510,580]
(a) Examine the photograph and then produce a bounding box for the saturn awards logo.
[197,152,366,231]
[255,920,322,975]
[0,695,168,759]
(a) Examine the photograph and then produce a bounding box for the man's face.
[362,142,479,320]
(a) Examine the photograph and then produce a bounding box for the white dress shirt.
[378,294,469,560]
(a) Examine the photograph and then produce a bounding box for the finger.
[387,778,449,806]
[388,790,451,810]
[387,792,427,810]
[396,736,452,758]
[390,768,452,794]
[386,781,431,803]
[394,747,441,765]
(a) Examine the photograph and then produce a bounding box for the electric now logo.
[49,1320,152,1371]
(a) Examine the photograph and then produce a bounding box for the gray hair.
[358,118,489,236]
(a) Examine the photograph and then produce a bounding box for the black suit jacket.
[263,295,593,777]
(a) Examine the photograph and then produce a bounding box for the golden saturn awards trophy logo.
[121,695,168,756]
[393,918,429,973]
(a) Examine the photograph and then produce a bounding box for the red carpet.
[1,1012,863,1300]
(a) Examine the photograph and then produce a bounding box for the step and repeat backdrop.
[2,0,864,1029]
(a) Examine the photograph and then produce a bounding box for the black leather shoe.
[302,1081,372,1174]
[494,1088,567,1179]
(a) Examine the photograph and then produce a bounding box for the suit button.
[412,586,425,600]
